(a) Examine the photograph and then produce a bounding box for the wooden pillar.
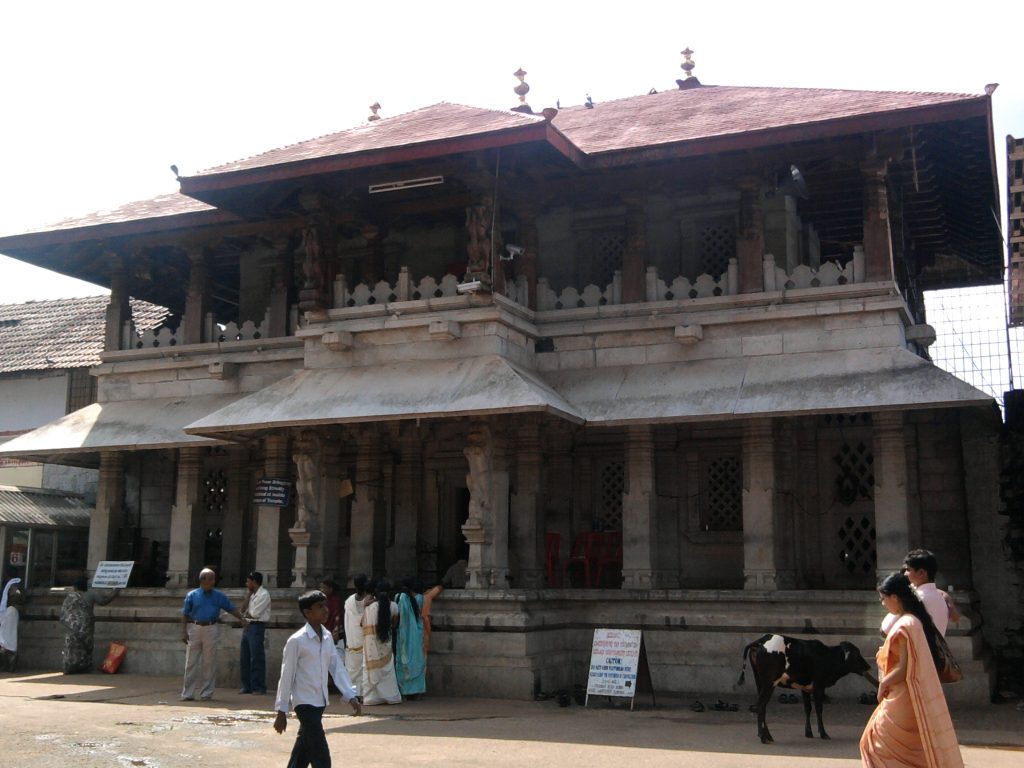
[511,418,544,588]
[742,419,779,589]
[862,156,895,282]
[736,179,765,294]
[349,429,381,581]
[255,433,289,588]
[166,447,206,587]
[873,411,910,579]
[388,424,421,579]
[218,446,250,586]
[268,237,293,337]
[622,195,647,303]
[104,254,130,351]
[88,451,125,573]
[518,205,540,310]
[622,425,656,588]
[298,191,336,314]
[182,247,210,344]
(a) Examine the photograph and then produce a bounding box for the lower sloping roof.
[0,486,91,527]
[0,394,243,461]
[544,347,993,425]
[184,355,584,437]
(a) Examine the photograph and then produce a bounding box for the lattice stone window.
[702,455,742,531]
[699,221,736,277]
[597,461,624,532]
[203,469,227,514]
[837,515,877,574]
[832,440,874,505]
[591,229,625,289]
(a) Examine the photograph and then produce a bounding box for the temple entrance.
[437,472,470,580]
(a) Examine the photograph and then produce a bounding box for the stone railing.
[333,267,463,308]
[537,271,623,310]
[646,262,737,301]
[764,245,864,291]
[122,308,271,349]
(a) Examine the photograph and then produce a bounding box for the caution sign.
[585,628,655,710]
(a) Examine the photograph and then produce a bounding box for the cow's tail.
[735,641,756,689]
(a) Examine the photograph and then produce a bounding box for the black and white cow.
[736,633,877,744]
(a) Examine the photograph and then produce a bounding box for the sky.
[1,1,1022,304]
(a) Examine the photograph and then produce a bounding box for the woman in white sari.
[361,585,402,705]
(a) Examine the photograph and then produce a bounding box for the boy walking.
[274,590,361,768]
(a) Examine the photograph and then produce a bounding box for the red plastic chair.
[562,532,603,588]
[595,531,623,588]
[544,532,561,587]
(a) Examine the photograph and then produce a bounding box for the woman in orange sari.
[860,572,963,767]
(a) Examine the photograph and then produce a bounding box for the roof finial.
[512,68,532,113]
[677,47,702,90]
[368,102,381,122]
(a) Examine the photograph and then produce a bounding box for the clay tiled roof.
[0,296,169,374]
[0,485,91,527]
[7,193,217,238]
[550,85,985,157]
[196,103,545,176]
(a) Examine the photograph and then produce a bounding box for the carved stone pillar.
[291,430,323,587]
[268,237,293,338]
[511,418,544,588]
[388,423,421,579]
[255,433,289,588]
[622,195,647,304]
[742,419,779,589]
[862,156,895,282]
[167,447,206,587]
[349,429,381,581]
[319,439,343,582]
[462,424,510,588]
[465,196,495,291]
[87,451,125,573]
[182,247,210,344]
[218,446,250,586]
[298,192,336,314]
[873,411,910,579]
[545,426,574,579]
[622,425,657,588]
[736,179,765,294]
[104,254,130,351]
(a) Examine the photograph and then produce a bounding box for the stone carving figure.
[293,432,321,531]
[463,426,493,526]
[465,197,493,286]
[300,222,324,293]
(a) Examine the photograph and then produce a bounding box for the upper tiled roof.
[8,193,216,238]
[196,102,545,176]
[550,85,984,156]
[0,295,169,374]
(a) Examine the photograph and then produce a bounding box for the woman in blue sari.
[395,578,426,696]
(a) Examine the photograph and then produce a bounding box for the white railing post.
[397,267,411,301]
[763,254,777,292]
[727,258,738,296]
[333,273,349,308]
[645,266,659,302]
[853,245,865,283]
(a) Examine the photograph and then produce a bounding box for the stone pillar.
[87,451,125,573]
[736,179,765,294]
[518,206,540,310]
[742,419,779,589]
[255,433,289,588]
[511,418,544,588]
[862,156,895,283]
[291,430,323,587]
[268,237,293,337]
[388,424,421,579]
[795,417,823,586]
[319,439,343,582]
[622,195,647,304]
[462,424,510,589]
[104,255,130,352]
[622,425,657,588]
[349,429,381,581]
[546,428,575,575]
[182,247,210,344]
[873,411,910,579]
[166,447,206,587]
[218,446,250,585]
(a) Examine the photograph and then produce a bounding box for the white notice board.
[91,560,134,589]
[586,628,642,700]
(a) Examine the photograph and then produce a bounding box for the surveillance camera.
[456,280,483,294]
[505,244,525,258]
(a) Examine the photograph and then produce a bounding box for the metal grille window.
[66,368,97,413]
[597,461,624,532]
[203,469,227,513]
[702,455,742,531]
[837,515,877,574]
[699,221,736,278]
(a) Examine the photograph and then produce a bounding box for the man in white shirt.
[274,590,361,768]
[240,571,272,695]
[880,549,960,637]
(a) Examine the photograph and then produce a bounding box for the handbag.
[101,641,127,674]
[933,633,963,684]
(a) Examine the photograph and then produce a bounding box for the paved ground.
[0,671,1021,768]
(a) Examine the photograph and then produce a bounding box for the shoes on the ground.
[180,696,194,701]
[713,699,738,711]
[690,700,705,712]
[200,696,212,701]
[238,689,251,694]
[252,690,267,695]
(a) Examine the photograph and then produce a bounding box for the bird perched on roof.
[170,164,179,178]
[585,94,594,109]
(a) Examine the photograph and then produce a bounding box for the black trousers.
[287,704,330,768]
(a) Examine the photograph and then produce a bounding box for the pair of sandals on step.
[691,699,738,712]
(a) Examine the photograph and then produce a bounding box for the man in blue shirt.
[180,568,245,701]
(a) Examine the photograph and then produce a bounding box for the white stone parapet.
[763,247,863,291]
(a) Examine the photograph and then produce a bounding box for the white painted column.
[742,418,779,589]
[88,450,125,573]
[622,425,656,589]
[166,447,205,587]
[873,411,910,579]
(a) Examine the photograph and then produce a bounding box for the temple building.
[0,55,1011,700]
